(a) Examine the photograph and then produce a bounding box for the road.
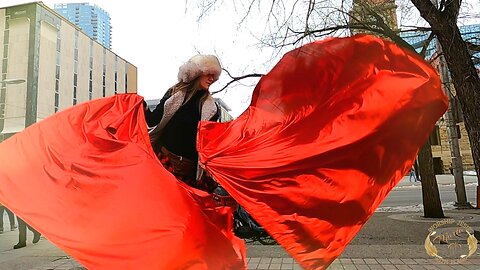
[380,175,478,208]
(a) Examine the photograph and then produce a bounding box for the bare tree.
[411,0,480,209]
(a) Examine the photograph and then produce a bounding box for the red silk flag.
[0,35,447,270]
[0,95,245,270]
[197,35,448,269]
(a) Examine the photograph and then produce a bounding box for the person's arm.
[144,92,170,127]
[210,103,221,122]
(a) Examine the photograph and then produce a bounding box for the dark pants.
[17,217,40,244]
[0,205,15,228]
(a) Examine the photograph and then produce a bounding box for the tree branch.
[443,0,462,20]
[212,69,263,94]
[410,0,443,28]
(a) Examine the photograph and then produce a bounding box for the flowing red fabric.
[0,35,447,270]
[0,95,246,270]
[197,35,448,269]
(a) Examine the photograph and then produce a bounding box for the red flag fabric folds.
[0,95,245,270]
[0,34,447,270]
[197,35,448,269]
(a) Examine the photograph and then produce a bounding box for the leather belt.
[159,146,196,177]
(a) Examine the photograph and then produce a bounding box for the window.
[73,86,77,106]
[55,66,60,80]
[54,93,59,112]
[429,125,441,146]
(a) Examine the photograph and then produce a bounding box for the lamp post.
[434,41,471,208]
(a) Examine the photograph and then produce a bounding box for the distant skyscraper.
[400,24,480,65]
[54,3,112,49]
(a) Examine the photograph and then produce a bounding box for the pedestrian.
[408,165,419,182]
[0,204,16,233]
[13,217,41,249]
[145,54,222,192]
[414,161,421,181]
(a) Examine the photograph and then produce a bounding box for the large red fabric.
[0,35,446,270]
[197,35,448,269]
[0,95,245,270]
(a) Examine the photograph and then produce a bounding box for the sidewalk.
[1,174,479,269]
[395,173,478,188]
[2,235,478,269]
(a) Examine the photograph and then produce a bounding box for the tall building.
[0,2,137,142]
[400,24,480,64]
[54,3,111,49]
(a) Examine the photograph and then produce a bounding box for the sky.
[1,0,271,116]
[1,0,479,117]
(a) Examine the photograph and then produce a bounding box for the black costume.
[145,90,219,161]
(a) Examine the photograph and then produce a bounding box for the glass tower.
[400,24,480,65]
[54,3,112,49]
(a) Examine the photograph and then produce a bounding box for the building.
[214,98,234,121]
[0,2,137,142]
[401,24,480,172]
[54,2,111,49]
[349,0,478,172]
[400,24,480,63]
[349,0,398,35]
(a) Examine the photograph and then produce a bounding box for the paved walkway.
[1,174,479,269]
[1,230,479,269]
[247,257,480,270]
[27,255,480,269]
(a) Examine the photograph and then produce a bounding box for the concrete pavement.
[1,233,479,269]
[1,174,479,269]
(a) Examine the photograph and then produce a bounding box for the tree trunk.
[435,25,480,186]
[411,0,480,207]
[418,140,445,218]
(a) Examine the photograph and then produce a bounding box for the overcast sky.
[1,0,269,116]
[1,0,479,117]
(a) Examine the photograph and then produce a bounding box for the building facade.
[0,2,137,142]
[349,0,478,172]
[400,24,480,63]
[401,24,480,172]
[54,3,111,49]
[349,0,398,35]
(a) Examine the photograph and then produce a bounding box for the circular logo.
[424,218,478,264]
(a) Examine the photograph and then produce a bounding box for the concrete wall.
[432,122,474,172]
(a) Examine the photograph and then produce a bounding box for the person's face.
[199,74,215,90]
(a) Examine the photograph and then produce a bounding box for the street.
[380,175,478,209]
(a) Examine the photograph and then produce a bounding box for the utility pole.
[435,42,471,208]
